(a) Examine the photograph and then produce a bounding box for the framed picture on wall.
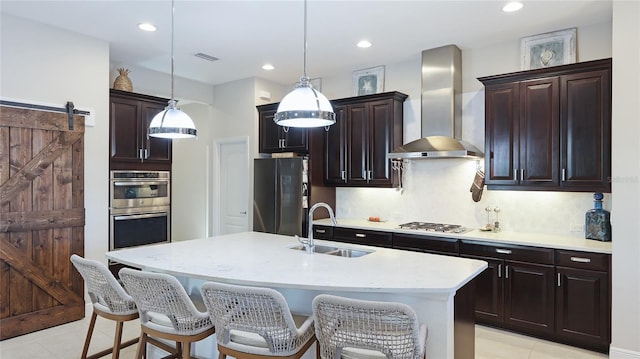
[521,28,577,70]
[352,66,384,96]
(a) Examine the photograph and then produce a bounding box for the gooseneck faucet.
[299,202,337,254]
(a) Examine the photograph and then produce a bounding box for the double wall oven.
[109,170,170,251]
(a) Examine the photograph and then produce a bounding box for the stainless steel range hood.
[388,45,483,160]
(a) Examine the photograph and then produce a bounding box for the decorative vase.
[585,192,612,241]
[113,68,133,91]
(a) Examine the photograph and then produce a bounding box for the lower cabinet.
[460,241,555,336]
[332,227,392,248]
[555,250,610,351]
[392,233,459,256]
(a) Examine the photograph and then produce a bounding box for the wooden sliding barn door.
[0,105,85,339]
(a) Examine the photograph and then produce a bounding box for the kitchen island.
[106,231,487,359]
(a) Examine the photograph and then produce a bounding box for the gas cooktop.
[398,221,471,234]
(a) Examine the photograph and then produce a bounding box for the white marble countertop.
[314,218,613,254]
[106,231,487,294]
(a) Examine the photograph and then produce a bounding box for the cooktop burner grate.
[398,221,470,234]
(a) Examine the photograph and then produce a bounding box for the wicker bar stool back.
[118,268,215,359]
[200,281,316,359]
[312,294,428,359]
[70,254,139,359]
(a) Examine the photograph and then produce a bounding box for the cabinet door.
[258,108,283,153]
[392,233,459,256]
[367,99,395,186]
[556,267,609,348]
[142,102,172,163]
[560,69,611,191]
[283,127,309,152]
[485,83,519,186]
[110,96,143,164]
[346,103,368,184]
[463,255,504,325]
[504,261,555,335]
[519,77,559,187]
[324,105,347,185]
[332,227,392,248]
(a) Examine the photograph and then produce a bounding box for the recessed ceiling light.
[138,23,157,32]
[503,2,523,12]
[262,64,275,70]
[357,40,372,48]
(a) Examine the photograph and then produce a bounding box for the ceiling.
[0,1,612,87]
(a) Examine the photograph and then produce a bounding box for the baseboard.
[610,346,640,359]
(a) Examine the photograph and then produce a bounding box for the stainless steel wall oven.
[109,170,170,251]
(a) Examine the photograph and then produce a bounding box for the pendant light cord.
[170,0,175,103]
[302,0,308,81]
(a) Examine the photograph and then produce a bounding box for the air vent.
[194,53,219,62]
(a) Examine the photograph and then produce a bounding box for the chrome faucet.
[298,202,337,254]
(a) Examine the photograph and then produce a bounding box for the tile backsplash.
[335,160,611,237]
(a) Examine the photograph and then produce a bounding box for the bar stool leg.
[81,311,98,359]
[135,332,147,359]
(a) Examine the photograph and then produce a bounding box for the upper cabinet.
[479,59,611,192]
[324,91,408,188]
[257,103,310,153]
[110,89,172,171]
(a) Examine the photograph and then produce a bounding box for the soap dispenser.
[585,192,611,242]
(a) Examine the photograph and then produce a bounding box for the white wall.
[610,1,640,357]
[0,14,109,263]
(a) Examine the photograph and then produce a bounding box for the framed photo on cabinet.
[352,66,384,96]
[521,28,576,70]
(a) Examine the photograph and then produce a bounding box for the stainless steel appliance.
[253,157,309,236]
[398,221,471,234]
[109,170,170,250]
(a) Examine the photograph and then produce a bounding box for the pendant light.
[149,0,197,139]
[274,0,335,128]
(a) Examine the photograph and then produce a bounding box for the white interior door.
[216,137,249,235]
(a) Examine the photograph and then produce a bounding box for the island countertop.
[106,231,487,294]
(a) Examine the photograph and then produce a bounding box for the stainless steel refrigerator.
[253,157,309,236]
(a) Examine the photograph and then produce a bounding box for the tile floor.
[0,305,608,359]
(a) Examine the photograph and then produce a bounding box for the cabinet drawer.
[312,225,333,240]
[460,240,554,265]
[556,250,610,271]
[393,233,459,255]
[333,228,392,248]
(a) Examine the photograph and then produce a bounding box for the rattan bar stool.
[70,254,139,359]
[119,268,215,359]
[200,281,316,359]
[312,294,428,359]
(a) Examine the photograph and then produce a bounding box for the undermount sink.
[289,244,373,258]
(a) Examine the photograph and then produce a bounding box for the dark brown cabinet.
[110,89,172,170]
[332,227,392,248]
[392,233,459,256]
[479,59,611,192]
[460,241,555,336]
[555,250,610,351]
[257,103,309,153]
[325,92,407,187]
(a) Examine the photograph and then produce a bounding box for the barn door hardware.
[0,99,90,130]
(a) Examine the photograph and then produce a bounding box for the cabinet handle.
[498,264,502,278]
[557,273,561,287]
[496,249,512,255]
[138,148,143,160]
[144,149,149,159]
[341,171,346,181]
[513,169,518,181]
[315,229,326,234]
[570,256,591,263]
[367,170,373,181]
[562,168,566,182]
[505,265,509,279]
[520,169,524,181]
[355,233,366,238]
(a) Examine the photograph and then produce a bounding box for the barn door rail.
[0,100,89,130]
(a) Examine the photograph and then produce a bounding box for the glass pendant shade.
[275,78,335,128]
[149,100,197,139]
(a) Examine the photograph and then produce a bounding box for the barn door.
[0,105,85,339]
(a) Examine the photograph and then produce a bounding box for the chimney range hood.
[388,45,483,160]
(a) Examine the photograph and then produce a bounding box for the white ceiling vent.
[194,53,219,62]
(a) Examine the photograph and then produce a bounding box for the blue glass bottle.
[585,192,612,241]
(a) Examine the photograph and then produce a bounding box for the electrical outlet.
[570,223,584,232]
